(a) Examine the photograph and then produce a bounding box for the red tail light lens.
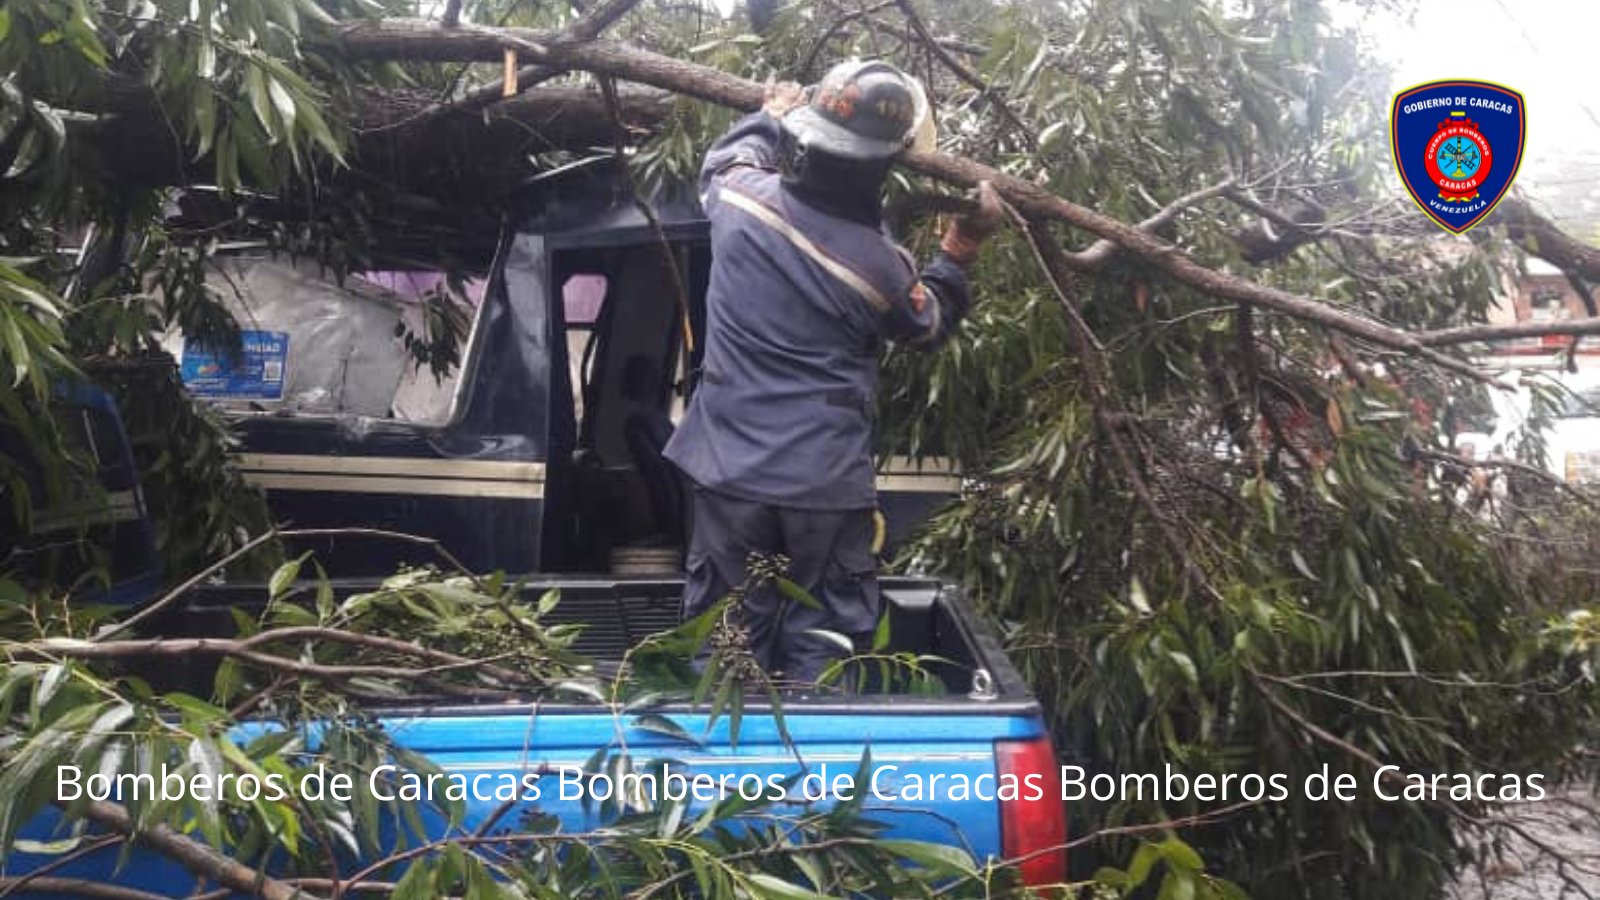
[996,736,1068,887]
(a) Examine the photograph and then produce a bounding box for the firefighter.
[663,60,1003,684]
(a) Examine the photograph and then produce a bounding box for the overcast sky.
[1364,0,1599,191]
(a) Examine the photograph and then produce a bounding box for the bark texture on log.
[97,14,1600,350]
[329,28,1600,356]
[77,800,322,900]
[333,18,562,62]
[351,84,674,196]
[1499,197,1600,284]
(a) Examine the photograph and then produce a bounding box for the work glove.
[941,180,1004,265]
[763,78,807,119]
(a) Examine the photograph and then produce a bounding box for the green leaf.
[872,612,892,652]
[268,552,308,600]
[800,628,854,655]
[774,577,823,610]
[554,679,608,703]
[1161,835,1205,872]
[244,65,277,138]
[13,837,85,854]
[1289,548,1318,581]
[744,872,832,900]
[314,561,334,619]
[1158,869,1197,900]
[631,713,703,747]
[1092,866,1130,888]
[33,663,68,711]
[266,78,297,134]
[1126,842,1161,887]
[1129,577,1152,614]
[878,839,977,875]
[1167,650,1199,687]
[212,658,242,702]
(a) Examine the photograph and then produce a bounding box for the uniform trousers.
[681,484,880,684]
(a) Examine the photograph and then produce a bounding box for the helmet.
[781,60,919,161]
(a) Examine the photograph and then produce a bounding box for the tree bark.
[320,23,1600,359]
[331,18,563,62]
[74,800,323,900]
[350,84,674,196]
[1499,197,1600,284]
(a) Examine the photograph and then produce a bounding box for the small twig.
[277,880,401,896]
[1013,208,1222,601]
[13,635,536,701]
[798,0,897,79]
[236,626,536,685]
[0,877,179,900]
[1068,178,1237,269]
[891,0,1035,148]
[92,528,282,643]
[0,834,125,899]
[1417,448,1599,511]
[813,0,985,56]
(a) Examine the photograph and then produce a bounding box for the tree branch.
[370,0,648,133]
[1015,210,1221,601]
[798,0,896,81]
[0,835,125,899]
[890,0,1035,147]
[0,877,181,900]
[1416,448,1598,511]
[14,634,537,700]
[73,800,324,900]
[1413,316,1600,348]
[1499,197,1600,284]
[323,25,1600,371]
[1066,178,1237,268]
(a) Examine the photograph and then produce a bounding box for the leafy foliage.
[3,0,1600,896]
[0,564,1045,899]
[839,2,1600,898]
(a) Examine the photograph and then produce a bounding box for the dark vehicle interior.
[0,389,160,602]
[544,239,712,575]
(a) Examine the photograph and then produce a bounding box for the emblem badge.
[1390,80,1525,234]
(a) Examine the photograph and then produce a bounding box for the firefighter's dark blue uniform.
[663,111,973,682]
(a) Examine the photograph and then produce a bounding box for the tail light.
[996,735,1067,887]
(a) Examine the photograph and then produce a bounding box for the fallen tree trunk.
[1501,197,1600,284]
[322,24,1600,362]
[349,83,673,197]
[95,84,672,193]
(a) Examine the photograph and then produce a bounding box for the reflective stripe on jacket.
[662,112,972,510]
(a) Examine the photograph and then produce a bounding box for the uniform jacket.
[663,112,972,510]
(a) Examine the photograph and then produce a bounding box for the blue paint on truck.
[4,164,1068,894]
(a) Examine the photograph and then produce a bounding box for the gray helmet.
[781,61,918,161]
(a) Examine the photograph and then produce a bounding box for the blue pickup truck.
[5,164,1067,895]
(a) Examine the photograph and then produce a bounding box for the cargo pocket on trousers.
[826,543,882,636]
[681,551,716,621]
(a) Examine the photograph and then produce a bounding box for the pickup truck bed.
[8,579,1067,897]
